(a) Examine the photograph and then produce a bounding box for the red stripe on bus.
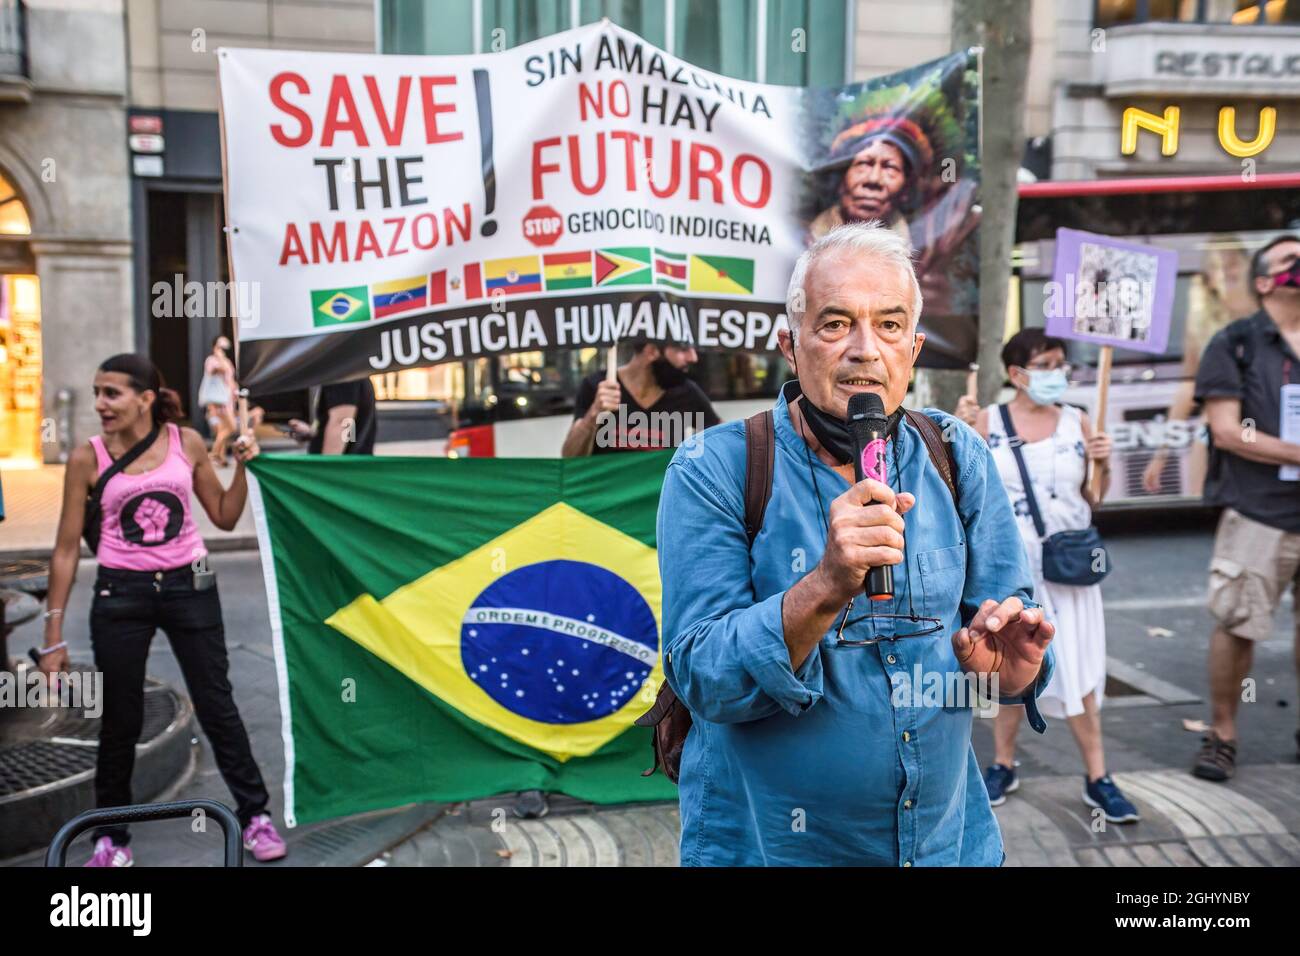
[1019,171,1300,198]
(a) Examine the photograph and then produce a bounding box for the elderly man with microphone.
[654,222,1055,866]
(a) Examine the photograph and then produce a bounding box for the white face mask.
[1022,368,1068,405]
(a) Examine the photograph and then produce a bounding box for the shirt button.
[902,731,911,742]
[903,799,913,809]
[886,654,897,664]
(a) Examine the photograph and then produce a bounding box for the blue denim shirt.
[657,383,1054,867]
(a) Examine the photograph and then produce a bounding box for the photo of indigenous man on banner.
[217,22,981,394]
[800,52,980,367]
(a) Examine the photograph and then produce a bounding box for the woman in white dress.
[969,329,1140,823]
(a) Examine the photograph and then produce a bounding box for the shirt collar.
[1252,308,1280,342]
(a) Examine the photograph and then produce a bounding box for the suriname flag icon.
[247,451,676,826]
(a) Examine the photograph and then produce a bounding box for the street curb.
[286,803,452,867]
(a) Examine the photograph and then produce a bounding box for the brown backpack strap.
[903,408,960,509]
[743,410,775,545]
[635,409,775,784]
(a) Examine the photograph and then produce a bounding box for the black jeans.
[89,565,269,845]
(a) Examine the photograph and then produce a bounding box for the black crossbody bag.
[83,425,160,554]
[998,404,1111,587]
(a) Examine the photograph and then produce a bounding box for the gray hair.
[785,221,923,339]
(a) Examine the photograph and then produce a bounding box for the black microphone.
[847,392,893,601]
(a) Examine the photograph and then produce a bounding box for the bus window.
[454,348,603,425]
[692,351,793,400]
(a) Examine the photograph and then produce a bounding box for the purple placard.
[1045,228,1178,355]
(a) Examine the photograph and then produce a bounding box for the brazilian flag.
[247,453,677,826]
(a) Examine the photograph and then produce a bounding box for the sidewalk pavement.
[2,566,445,868]
[375,763,1300,867]
[0,462,258,557]
[5,479,1297,868]
[0,438,446,558]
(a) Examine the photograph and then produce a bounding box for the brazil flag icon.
[247,452,677,826]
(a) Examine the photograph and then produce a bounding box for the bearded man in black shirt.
[514,336,717,821]
[561,336,720,457]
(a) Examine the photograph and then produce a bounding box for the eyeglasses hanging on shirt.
[799,414,943,646]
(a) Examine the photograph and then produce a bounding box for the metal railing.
[45,799,245,867]
[0,0,28,79]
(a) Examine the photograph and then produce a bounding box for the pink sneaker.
[242,813,287,862]
[84,836,133,867]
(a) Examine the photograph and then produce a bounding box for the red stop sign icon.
[522,205,564,247]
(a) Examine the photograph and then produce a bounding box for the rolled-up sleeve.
[954,424,1056,734]
[657,454,823,724]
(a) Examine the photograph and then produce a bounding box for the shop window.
[0,273,42,462]
[0,170,30,235]
[1094,0,1292,25]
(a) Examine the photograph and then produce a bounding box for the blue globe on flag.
[461,560,657,724]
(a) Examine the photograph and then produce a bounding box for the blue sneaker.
[983,763,1019,807]
[1083,774,1140,823]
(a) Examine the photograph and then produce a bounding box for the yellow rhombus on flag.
[324,503,664,761]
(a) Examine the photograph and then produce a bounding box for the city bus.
[391,171,1300,509]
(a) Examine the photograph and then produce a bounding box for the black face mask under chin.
[650,356,688,389]
[799,392,903,465]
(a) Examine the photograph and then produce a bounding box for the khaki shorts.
[1207,507,1300,641]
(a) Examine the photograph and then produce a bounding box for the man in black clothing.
[1191,234,1300,781]
[288,378,377,455]
[511,337,718,821]
[561,337,720,457]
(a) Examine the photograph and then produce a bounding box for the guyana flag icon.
[247,452,676,826]
[594,247,652,287]
[311,286,371,327]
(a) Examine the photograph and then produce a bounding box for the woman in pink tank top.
[38,353,288,866]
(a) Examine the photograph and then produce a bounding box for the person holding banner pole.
[953,363,980,426]
[519,337,716,819]
[561,335,719,457]
[970,329,1136,822]
[287,377,377,455]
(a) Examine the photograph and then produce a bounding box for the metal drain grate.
[50,687,178,743]
[0,741,99,797]
[0,686,182,797]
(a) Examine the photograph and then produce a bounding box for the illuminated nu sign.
[1121,105,1277,158]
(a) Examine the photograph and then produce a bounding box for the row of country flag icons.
[310,249,757,327]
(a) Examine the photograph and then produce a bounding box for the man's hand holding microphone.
[782,393,915,668]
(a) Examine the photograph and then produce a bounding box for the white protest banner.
[218,23,980,392]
